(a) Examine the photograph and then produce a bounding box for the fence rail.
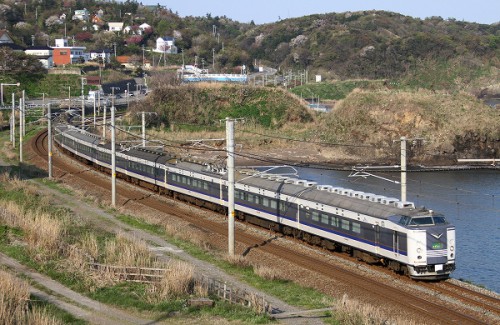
[86,261,272,314]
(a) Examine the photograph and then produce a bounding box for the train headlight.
[450,246,454,252]
[417,248,422,254]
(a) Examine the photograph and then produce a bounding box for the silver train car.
[54,124,456,280]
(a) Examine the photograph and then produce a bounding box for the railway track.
[29,129,500,324]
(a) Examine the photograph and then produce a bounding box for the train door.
[374,225,380,255]
[393,230,400,257]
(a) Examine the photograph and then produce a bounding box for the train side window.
[279,201,286,213]
[352,222,361,234]
[263,197,269,207]
[311,211,320,222]
[330,216,339,227]
[203,182,208,190]
[248,193,254,203]
[320,213,329,224]
[341,219,350,231]
[270,199,277,209]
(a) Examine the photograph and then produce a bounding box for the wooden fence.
[86,261,272,314]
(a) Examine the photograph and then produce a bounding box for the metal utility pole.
[212,48,215,72]
[68,86,71,110]
[47,103,52,179]
[226,117,235,256]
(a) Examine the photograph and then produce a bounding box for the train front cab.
[400,215,456,280]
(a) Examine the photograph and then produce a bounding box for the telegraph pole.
[226,117,235,256]
[47,103,52,179]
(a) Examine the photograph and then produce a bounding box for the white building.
[25,46,54,69]
[154,36,177,54]
[73,8,89,21]
[108,22,124,33]
[89,49,111,63]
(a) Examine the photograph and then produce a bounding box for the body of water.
[264,166,499,292]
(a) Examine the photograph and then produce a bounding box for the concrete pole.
[142,111,146,147]
[22,90,25,136]
[19,98,22,163]
[111,95,116,207]
[10,93,15,144]
[48,103,52,179]
[93,96,96,127]
[400,137,407,203]
[226,117,235,256]
[102,103,107,139]
[81,79,85,129]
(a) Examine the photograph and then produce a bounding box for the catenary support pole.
[142,111,146,147]
[11,93,15,145]
[102,103,107,139]
[111,96,116,207]
[226,117,235,256]
[22,90,25,137]
[48,103,52,179]
[19,98,22,163]
[400,137,407,203]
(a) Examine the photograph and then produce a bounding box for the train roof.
[237,171,428,220]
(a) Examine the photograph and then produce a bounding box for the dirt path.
[0,252,154,325]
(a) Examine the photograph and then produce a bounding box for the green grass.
[116,215,333,310]
[29,296,88,325]
[291,80,382,100]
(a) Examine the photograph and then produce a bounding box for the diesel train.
[54,124,456,280]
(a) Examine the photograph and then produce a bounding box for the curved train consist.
[54,124,456,280]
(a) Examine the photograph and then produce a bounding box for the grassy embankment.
[126,80,499,164]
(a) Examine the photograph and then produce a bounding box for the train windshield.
[399,215,448,226]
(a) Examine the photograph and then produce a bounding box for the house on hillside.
[0,30,25,52]
[108,22,124,33]
[89,49,111,63]
[154,36,177,54]
[73,8,90,21]
[25,46,54,69]
[52,38,88,65]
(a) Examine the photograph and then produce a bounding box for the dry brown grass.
[333,294,416,325]
[253,264,285,281]
[150,260,195,301]
[163,221,213,251]
[103,231,158,268]
[0,270,62,325]
[0,199,65,259]
[224,254,253,268]
[0,270,30,324]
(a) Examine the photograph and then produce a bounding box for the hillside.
[126,83,499,165]
[2,3,498,88]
